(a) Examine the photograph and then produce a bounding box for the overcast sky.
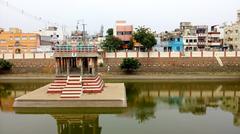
[0,0,239,34]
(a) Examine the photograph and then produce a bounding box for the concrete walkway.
[1,73,240,81]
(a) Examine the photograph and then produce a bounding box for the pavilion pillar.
[59,57,63,74]
[92,58,96,75]
[55,58,59,75]
[89,58,93,75]
[79,58,83,76]
[63,58,65,74]
[67,58,70,75]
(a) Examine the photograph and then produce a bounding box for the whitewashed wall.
[128,52,137,58]
[0,51,240,60]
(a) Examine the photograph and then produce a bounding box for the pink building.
[114,20,133,48]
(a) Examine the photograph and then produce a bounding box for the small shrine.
[47,43,104,98]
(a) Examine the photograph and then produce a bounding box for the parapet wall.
[100,57,240,73]
[7,59,55,74]
[2,54,240,74]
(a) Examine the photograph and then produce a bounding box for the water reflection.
[0,81,49,112]
[124,81,240,126]
[14,107,125,134]
[54,114,101,134]
[0,80,240,134]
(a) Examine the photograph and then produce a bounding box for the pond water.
[0,80,240,134]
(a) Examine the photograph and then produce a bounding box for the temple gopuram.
[47,43,104,98]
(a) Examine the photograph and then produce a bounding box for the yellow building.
[0,28,40,53]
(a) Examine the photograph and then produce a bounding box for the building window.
[189,39,193,43]
[186,39,188,43]
[177,38,180,42]
[15,37,20,41]
[194,39,197,42]
[29,36,36,40]
[22,36,27,40]
[0,39,6,43]
[117,32,123,35]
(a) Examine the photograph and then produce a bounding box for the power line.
[0,0,65,28]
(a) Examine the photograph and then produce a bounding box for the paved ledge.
[14,83,127,108]
[1,73,240,81]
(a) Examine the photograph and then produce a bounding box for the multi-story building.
[36,26,64,45]
[208,25,222,50]
[195,25,208,49]
[183,35,198,51]
[224,10,240,50]
[0,28,40,53]
[159,31,183,52]
[180,22,196,36]
[114,20,133,48]
[180,22,199,51]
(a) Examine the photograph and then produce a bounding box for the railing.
[103,50,240,58]
[0,52,54,59]
[0,51,240,60]
[54,45,97,52]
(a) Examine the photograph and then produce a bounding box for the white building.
[34,26,65,52]
[224,10,240,50]
[35,26,64,44]
[183,35,198,51]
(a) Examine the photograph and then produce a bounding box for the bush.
[99,62,104,67]
[120,58,141,73]
[0,59,13,71]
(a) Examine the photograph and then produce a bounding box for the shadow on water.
[0,80,240,134]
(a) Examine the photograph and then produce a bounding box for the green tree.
[106,28,113,36]
[120,58,141,73]
[133,26,157,51]
[101,36,123,52]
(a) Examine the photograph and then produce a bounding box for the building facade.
[208,25,222,50]
[183,35,198,51]
[224,10,240,50]
[0,28,40,53]
[159,31,183,52]
[196,25,208,49]
[114,20,133,48]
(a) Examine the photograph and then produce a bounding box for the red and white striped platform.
[47,75,104,98]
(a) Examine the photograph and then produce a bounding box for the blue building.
[168,36,184,52]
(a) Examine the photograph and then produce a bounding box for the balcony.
[54,45,97,53]
[54,45,98,58]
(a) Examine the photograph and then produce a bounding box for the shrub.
[120,58,141,73]
[0,59,13,71]
[99,62,104,67]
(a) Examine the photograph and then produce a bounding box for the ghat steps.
[47,75,104,98]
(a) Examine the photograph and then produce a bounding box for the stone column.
[59,57,62,74]
[92,58,96,75]
[89,58,93,74]
[67,58,70,75]
[55,58,59,75]
[78,58,83,76]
